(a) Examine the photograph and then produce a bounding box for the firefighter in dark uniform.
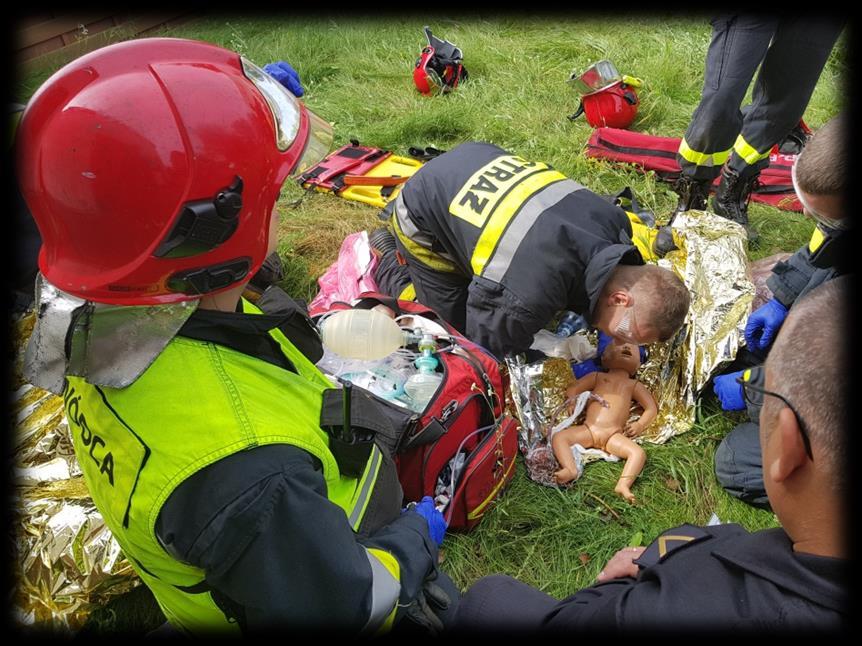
[654,15,844,256]
[17,38,455,635]
[453,278,850,634]
[712,114,851,507]
[387,141,691,359]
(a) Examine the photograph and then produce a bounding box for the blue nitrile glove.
[745,298,788,352]
[572,358,601,379]
[405,496,447,546]
[263,61,304,97]
[713,370,746,411]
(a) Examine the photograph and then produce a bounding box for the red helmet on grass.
[413,26,468,96]
[568,59,641,129]
[17,37,333,305]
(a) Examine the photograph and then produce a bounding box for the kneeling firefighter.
[385,142,691,359]
[17,38,456,635]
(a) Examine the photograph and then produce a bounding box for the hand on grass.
[596,546,645,583]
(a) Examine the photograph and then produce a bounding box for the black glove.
[402,570,452,634]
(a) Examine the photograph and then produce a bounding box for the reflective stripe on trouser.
[681,16,843,181]
[678,138,731,170]
[397,283,416,301]
[390,193,459,273]
[362,548,401,635]
[678,16,778,181]
[732,134,771,166]
[727,17,844,177]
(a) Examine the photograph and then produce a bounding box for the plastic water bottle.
[319,309,408,360]
[404,335,442,411]
[556,311,587,338]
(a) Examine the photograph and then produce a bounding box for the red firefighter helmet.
[581,81,640,129]
[16,37,333,305]
[413,26,468,96]
[568,60,641,129]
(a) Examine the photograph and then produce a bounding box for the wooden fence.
[16,13,195,74]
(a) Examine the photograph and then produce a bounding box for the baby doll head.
[597,332,647,376]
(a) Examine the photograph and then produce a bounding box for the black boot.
[711,166,760,245]
[368,226,397,257]
[653,175,711,257]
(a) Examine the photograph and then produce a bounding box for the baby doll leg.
[551,425,594,484]
[605,434,647,504]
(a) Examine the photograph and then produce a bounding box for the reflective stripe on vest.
[733,134,772,166]
[678,137,731,168]
[443,153,578,277]
[362,548,401,635]
[478,177,583,280]
[65,299,395,634]
[809,226,826,253]
[391,193,459,272]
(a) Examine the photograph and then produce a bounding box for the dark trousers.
[714,421,770,509]
[681,15,843,181]
[392,236,471,335]
[453,574,557,633]
[372,249,413,300]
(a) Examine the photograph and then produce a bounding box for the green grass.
[14,13,845,633]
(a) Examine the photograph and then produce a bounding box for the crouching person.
[17,38,457,636]
[453,277,850,635]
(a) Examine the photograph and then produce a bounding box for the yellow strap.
[742,369,751,382]
[390,211,459,273]
[471,169,567,275]
[397,283,417,301]
[467,456,517,520]
[678,138,731,168]
[366,549,400,634]
[626,212,660,263]
[621,74,643,88]
[733,134,771,166]
[808,226,826,253]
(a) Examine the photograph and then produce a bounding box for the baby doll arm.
[624,381,658,438]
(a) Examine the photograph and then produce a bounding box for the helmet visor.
[241,56,302,151]
[293,107,334,177]
[569,59,622,96]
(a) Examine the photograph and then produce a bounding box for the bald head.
[765,277,850,493]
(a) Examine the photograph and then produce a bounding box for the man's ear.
[608,290,631,306]
[768,407,808,484]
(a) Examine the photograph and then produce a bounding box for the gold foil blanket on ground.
[507,210,754,483]
[11,313,140,632]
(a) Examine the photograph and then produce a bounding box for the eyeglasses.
[736,377,813,461]
[612,306,640,345]
[791,161,848,232]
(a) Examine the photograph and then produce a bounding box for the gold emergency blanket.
[507,209,753,481]
[11,313,139,632]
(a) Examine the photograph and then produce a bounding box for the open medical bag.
[316,292,519,531]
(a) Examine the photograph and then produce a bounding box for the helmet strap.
[154,176,244,258]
